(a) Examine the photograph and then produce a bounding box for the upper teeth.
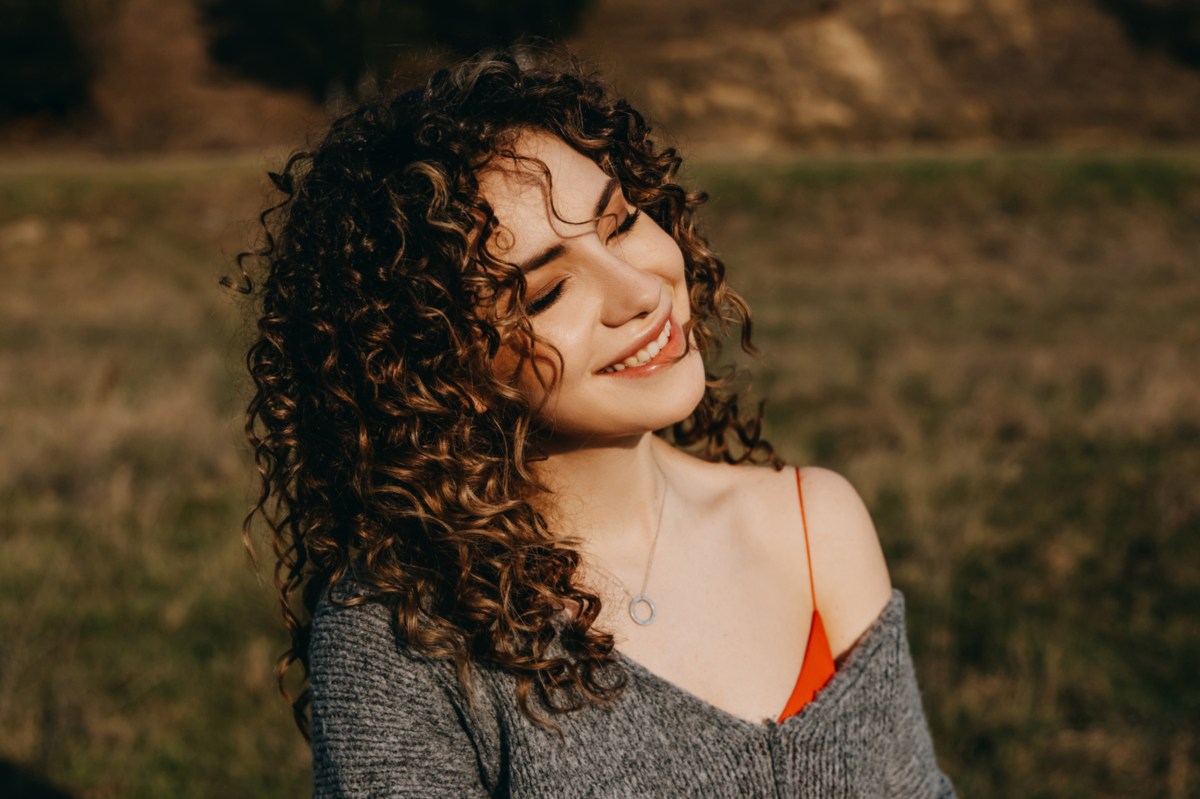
[599,320,671,374]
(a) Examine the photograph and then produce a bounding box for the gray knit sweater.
[310,587,956,798]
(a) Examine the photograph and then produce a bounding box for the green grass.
[0,157,309,798]
[1,150,1197,797]
[692,152,1200,798]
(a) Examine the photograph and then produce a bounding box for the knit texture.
[310,587,956,798]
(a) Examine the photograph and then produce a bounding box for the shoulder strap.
[795,466,817,610]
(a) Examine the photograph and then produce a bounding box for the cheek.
[646,226,689,297]
[646,216,685,263]
[666,249,691,314]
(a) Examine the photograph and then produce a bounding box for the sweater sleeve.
[308,594,495,798]
[885,618,957,799]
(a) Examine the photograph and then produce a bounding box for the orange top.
[776,467,836,722]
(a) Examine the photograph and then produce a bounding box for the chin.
[656,355,708,427]
[538,350,708,443]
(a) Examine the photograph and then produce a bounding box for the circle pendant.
[629,594,657,625]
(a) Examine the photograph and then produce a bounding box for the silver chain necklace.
[626,475,670,626]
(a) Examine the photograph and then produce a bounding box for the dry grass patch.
[1,150,1197,797]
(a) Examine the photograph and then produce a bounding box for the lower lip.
[597,318,689,378]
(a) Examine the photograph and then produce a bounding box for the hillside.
[4,0,1200,154]
[573,0,1200,153]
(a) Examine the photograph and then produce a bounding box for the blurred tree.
[0,0,101,119]
[1095,0,1200,68]
[200,0,593,102]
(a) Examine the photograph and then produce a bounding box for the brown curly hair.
[227,45,780,738]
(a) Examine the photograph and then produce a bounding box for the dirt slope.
[570,0,1200,153]
[7,0,1200,153]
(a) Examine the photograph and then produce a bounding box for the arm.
[309,595,495,798]
[800,466,956,796]
[798,466,894,658]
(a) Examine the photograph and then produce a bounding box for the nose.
[594,248,664,328]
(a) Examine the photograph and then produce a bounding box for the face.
[478,130,706,446]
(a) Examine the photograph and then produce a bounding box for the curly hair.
[227,45,780,738]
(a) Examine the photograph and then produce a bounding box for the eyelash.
[526,279,566,315]
[526,208,642,316]
[609,208,641,241]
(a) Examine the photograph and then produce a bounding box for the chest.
[468,594,928,798]
[581,510,815,725]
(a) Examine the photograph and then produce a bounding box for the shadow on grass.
[0,761,76,799]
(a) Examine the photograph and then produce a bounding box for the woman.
[236,46,955,797]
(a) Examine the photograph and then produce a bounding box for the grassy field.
[0,150,1197,798]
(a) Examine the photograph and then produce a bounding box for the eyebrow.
[518,243,566,274]
[517,178,620,274]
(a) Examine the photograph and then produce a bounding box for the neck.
[532,433,675,557]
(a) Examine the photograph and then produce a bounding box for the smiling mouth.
[597,318,674,374]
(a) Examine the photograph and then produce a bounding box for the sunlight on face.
[478,130,706,445]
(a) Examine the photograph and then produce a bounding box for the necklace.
[626,472,669,626]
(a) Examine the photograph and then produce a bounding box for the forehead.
[476,130,612,259]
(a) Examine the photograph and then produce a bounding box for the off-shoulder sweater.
[309,588,956,798]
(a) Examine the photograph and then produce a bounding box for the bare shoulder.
[796,466,894,658]
[659,448,894,656]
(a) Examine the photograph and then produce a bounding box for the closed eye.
[526,208,638,315]
[607,208,641,242]
[526,279,567,315]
